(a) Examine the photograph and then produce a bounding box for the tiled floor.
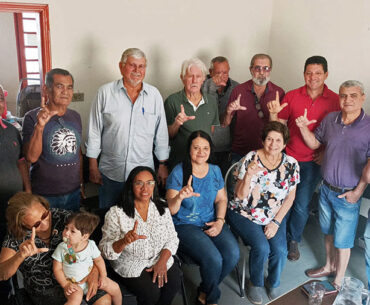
[171,213,367,305]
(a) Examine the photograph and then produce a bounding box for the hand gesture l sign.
[19,227,49,259]
[226,94,246,114]
[123,220,147,245]
[246,152,266,177]
[267,91,287,115]
[36,97,58,127]
[175,105,196,126]
[295,108,317,128]
[178,176,201,201]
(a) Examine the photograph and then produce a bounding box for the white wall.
[2,0,370,137]
[0,12,19,114]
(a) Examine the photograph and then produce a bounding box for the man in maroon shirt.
[223,54,285,164]
[268,56,340,261]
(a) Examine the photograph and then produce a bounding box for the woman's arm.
[204,188,227,237]
[0,248,24,281]
[264,188,297,240]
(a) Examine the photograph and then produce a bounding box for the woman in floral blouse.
[99,166,181,305]
[227,121,300,305]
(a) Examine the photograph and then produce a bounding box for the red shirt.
[278,85,340,161]
[228,80,285,156]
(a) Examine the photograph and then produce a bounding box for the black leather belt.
[323,180,354,193]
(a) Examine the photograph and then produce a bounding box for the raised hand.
[267,91,287,115]
[226,94,246,114]
[175,104,196,126]
[211,73,227,87]
[178,176,201,201]
[36,96,59,127]
[122,220,147,245]
[19,227,49,259]
[246,152,266,178]
[295,108,317,128]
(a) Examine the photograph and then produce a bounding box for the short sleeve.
[52,242,65,262]
[22,109,37,144]
[213,165,225,190]
[166,164,183,191]
[89,240,101,260]
[314,119,326,144]
[164,97,177,126]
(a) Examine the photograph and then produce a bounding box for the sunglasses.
[23,210,50,230]
[252,66,271,73]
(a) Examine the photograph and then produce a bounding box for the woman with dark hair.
[99,166,181,305]
[227,121,300,304]
[166,130,240,305]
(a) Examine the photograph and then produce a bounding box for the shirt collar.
[246,79,271,94]
[335,109,365,126]
[118,78,148,96]
[301,84,329,98]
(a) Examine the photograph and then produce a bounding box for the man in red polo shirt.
[268,56,340,261]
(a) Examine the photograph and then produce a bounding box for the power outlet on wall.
[72,93,84,102]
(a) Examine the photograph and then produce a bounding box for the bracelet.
[159,160,168,166]
[216,217,225,224]
[271,219,280,227]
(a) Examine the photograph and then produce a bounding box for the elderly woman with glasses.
[164,57,220,170]
[99,166,181,305]
[0,192,110,305]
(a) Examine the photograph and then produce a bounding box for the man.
[23,69,83,211]
[202,56,239,175]
[268,56,340,261]
[165,58,219,170]
[296,80,370,288]
[223,54,285,164]
[86,48,169,209]
[0,85,31,304]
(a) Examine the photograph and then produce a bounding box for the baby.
[52,212,121,305]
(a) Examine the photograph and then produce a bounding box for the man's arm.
[267,91,288,124]
[338,158,370,203]
[167,104,195,138]
[295,109,321,150]
[17,158,31,193]
[222,94,245,127]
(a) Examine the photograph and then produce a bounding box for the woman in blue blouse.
[166,130,239,305]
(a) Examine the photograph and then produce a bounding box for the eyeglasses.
[133,180,156,188]
[252,66,271,73]
[23,210,50,230]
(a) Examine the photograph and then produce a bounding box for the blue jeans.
[319,183,361,249]
[175,224,240,304]
[287,161,321,243]
[365,215,370,289]
[227,209,288,288]
[43,188,80,211]
[99,174,125,209]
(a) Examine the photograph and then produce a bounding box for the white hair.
[120,48,146,64]
[180,58,207,78]
[339,80,365,95]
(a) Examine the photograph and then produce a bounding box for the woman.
[164,58,219,170]
[0,192,109,305]
[227,121,300,305]
[166,130,240,305]
[99,166,181,305]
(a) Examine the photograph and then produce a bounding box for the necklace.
[262,151,281,169]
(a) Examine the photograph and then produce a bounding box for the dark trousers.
[120,263,182,305]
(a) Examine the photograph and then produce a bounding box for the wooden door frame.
[0,2,51,81]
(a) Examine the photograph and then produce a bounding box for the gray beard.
[252,76,270,86]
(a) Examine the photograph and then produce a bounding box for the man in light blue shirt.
[86,48,170,208]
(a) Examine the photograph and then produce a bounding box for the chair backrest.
[224,162,240,202]
[16,84,41,118]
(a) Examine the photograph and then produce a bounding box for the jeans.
[175,224,240,304]
[365,215,370,289]
[43,188,80,211]
[99,174,125,209]
[287,161,321,243]
[227,209,288,288]
[319,183,361,249]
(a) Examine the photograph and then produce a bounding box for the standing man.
[202,56,239,175]
[223,54,285,164]
[86,48,169,209]
[23,68,83,211]
[268,56,340,261]
[296,80,370,287]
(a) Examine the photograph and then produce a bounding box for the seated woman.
[0,192,110,305]
[227,121,300,304]
[166,130,240,305]
[99,166,181,305]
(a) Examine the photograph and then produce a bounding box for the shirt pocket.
[140,113,158,136]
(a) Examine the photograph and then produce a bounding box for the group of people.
[0,47,369,305]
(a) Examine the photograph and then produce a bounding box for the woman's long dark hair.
[117,166,165,218]
[182,130,214,187]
